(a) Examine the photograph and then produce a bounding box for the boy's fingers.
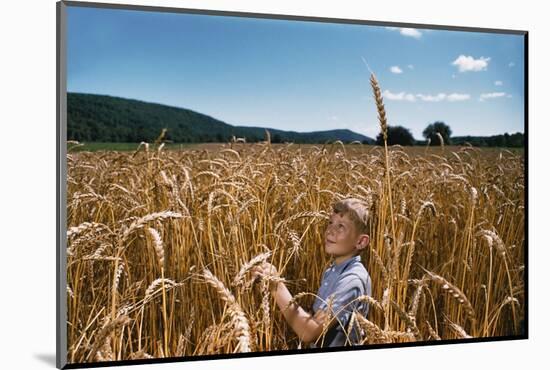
[251,266,265,278]
[262,263,276,275]
[250,267,260,276]
[251,263,279,281]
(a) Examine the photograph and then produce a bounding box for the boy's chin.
[325,243,354,257]
[324,243,340,254]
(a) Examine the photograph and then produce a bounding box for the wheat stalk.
[146,227,165,268]
[421,267,476,321]
[121,211,183,243]
[202,269,251,352]
[232,250,272,287]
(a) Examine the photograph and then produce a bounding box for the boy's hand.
[251,262,280,291]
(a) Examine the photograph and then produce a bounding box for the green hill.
[67,92,375,144]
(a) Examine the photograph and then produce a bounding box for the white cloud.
[390,66,403,74]
[382,90,470,103]
[495,80,503,86]
[416,93,446,102]
[329,115,339,121]
[382,90,416,102]
[447,93,471,102]
[386,26,422,39]
[407,64,414,69]
[479,92,506,102]
[451,55,491,72]
[401,28,422,38]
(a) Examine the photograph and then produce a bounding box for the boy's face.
[324,212,368,258]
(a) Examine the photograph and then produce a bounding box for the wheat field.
[65,76,524,364]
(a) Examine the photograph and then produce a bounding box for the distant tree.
[494,135,506,147]
[376,125,415,146]
[509,132,524,147]
[423,121,452,145]
[136,124,148,142]
[89,121,100,141]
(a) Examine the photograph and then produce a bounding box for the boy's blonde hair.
[332,198,370,236]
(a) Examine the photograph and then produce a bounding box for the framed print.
[56,1,527,368]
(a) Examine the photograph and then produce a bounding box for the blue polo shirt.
[310,254,372,348]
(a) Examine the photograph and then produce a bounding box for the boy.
[251,198,372,348]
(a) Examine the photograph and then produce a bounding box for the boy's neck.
[334,252,358,266]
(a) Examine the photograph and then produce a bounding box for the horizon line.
[67,90,525,139]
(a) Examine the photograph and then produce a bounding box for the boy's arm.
[269,281,329,344]
[251,262,335,344]
[270,273,365,345]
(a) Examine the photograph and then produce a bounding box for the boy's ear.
[356,234,370,250]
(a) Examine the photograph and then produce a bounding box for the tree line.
[375,121,524,148]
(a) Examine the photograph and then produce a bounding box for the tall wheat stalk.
[370,72,396,242]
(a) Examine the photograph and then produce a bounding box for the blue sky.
[67,6,525,140]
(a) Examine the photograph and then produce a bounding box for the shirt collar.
[330,254,361,273]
